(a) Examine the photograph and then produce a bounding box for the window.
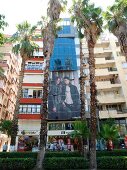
[22,89,28,98]
[19,105,41,114]
[25,62,43,70]
[48,123,63,130]
[65,123,74,130]
[33,90,42,98]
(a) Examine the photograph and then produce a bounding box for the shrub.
[97,156,127,169]
[43,157,88,170]
[43,155,127,170]
[0,152,38,159]
[0,158,36,170]
[45,151,82,157]
[97,150,127,157]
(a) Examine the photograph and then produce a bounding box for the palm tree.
[70,120,89,156]
[103,0,127,61]
[36,1,67,170]
[9,21,39,147]
[71,0,103,169]
[99,120,119,151]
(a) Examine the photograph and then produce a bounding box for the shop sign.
[19,131,39,135]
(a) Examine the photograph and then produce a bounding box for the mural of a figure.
[62,77,80,119]
[48,77,63,119]
[48,75,80,120]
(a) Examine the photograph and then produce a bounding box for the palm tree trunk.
[36,57,50,170]
[88,41,97,170]
[10,59,25,146]
[115,23,127,61]
[80,40,86,120]
[79,40,87,157]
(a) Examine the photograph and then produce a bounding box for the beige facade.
[83,34,127,134]
[0,43,21,151]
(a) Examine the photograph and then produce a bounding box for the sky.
[0,0,115,34]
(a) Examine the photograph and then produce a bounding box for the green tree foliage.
[103,0,127,34]
[0,119,12,137]
[70,1,103,169]
[103,0,127,60]
[0,15,7,77]
[0,15,8,45]
[70,120,89,139]
[99,119,119,141]
[10,21,39,57]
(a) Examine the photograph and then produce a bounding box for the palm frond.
[70,120,89,139]
[10,21,39,58]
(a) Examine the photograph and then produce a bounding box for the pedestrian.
[3,142,8,152]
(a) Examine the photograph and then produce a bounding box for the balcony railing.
[100,109,127,115]
[25,65,43,70]
[108,68,117,71]
[19,107,41,114]
[105,57,114,60]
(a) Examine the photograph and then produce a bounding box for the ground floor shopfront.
[17,120,80,151]
[17,118,127,151]
[17,119,40,151]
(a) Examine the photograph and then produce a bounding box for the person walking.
[3,142,8,152]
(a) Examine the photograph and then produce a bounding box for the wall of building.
[0,43,21,151]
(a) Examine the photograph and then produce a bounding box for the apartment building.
[83,34,127,136]
[0,43,21,151]
[17,19,81,151]
[17,30,43,151]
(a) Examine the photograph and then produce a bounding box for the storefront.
[17,130,39,152]
[47,121,81,151]
[17,119,40,152]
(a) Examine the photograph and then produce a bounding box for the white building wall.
[18,120,41,135]
[23,74,44,83]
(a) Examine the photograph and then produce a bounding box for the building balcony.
[103,47,112,53]
[96,68,118,77]
[95,58,115,65]
[24,70,43,73]
[96,68,109,76]
[94,47,104,54]
[99,110,127,119]
[33,51,43,56]
[20,98,42,104]
[18,114,41,120]
[97,95,125,104]
[96,81,121,90]
[22,83,43,87]
[25,64,43,70]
